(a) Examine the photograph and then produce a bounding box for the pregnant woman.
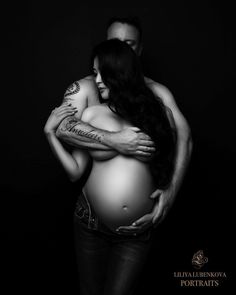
[44,39,176,295]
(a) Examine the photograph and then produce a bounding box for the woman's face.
[93,57,109,100]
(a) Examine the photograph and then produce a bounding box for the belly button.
[123,205,128,211]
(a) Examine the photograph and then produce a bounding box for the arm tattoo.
[60,117,103,143]
[63,81,80,103]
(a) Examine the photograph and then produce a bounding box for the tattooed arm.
[62,78,99,119]
[56,78,113,150]
[56,79,155,156]
[57,115,112,150]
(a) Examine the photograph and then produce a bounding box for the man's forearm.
[56,116,155,156]
[171,130,193,194]
[56,116,114,150]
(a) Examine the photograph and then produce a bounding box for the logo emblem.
[192,250,208,269]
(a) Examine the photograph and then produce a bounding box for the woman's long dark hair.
[91,39,176,188]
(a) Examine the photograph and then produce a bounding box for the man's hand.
[108,127,156,157]
[116,185,177,235]
[149,185,176,226]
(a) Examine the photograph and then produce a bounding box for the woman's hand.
[44,104,77,135]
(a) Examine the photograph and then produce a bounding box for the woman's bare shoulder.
[81,104,108,123]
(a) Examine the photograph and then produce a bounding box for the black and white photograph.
[2,1,233,293]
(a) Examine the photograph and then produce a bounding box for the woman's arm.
[44,105,89,182]
[45,131,89,182]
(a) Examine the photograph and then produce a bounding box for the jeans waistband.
[74,190,99,231]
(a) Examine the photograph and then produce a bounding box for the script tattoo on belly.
[63,81,80,103]
[60,117,103,143]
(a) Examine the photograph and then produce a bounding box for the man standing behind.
[55,17,193,233]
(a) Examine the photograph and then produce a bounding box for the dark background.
[2,0,234,293]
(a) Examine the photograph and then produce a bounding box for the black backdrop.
[2,0,234,293]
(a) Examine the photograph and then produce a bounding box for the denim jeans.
[74,192,153,295]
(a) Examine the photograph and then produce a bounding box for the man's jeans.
[73,192,153,295]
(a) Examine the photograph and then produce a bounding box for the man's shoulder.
[74,76,96,91]
[63,76,98,101]
[62,76,99,112]
[144,76,175,106]
[145,76,169,93]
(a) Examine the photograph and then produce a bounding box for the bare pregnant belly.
[84,156,155,232]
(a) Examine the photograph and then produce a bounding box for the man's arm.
[117,82,193,233]
[56,79,155,156]
[56,78,113,150]
[149,87,193,226]
[56,114,155,156]
[56,114,113,150]
[152,83,193,196]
